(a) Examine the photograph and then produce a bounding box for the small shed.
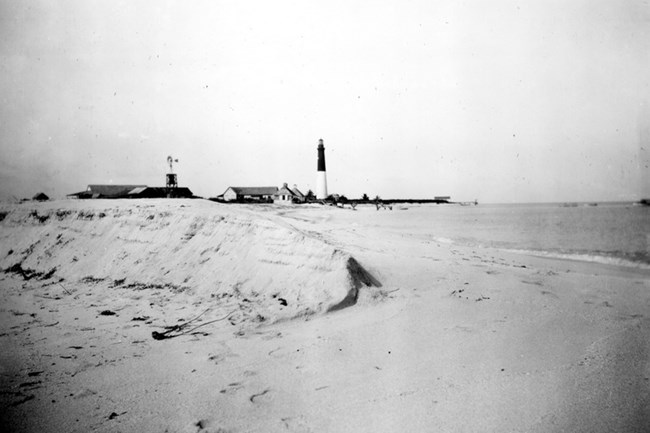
[32,192,49,201]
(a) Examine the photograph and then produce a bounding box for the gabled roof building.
[219,184,306,204]
[275,183,295,204]
[221,186,278,202]
[274,183,306,204]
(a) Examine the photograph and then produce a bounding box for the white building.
[221,186,278,202]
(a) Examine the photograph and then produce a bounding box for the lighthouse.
[316,139,328,199]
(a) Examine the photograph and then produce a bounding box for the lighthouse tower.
[316,138,328,199]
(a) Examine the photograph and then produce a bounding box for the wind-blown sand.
[1,200,648,433]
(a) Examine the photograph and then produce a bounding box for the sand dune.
[0,200,379,325]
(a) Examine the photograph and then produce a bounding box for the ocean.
[405,202,650,269]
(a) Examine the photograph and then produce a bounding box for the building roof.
[87,184,147,197]
[275,183,294,196]
[32,192,49,201]
[128,187,148,195]
[290,185,305,198]
[67,184,193,199]
[274,184,306,202]
[170,187,193,197]
[128,187,193,198]
[227,187,278,196]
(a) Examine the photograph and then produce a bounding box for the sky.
[1,0,648,203]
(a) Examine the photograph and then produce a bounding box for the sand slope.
[0,200,379,324]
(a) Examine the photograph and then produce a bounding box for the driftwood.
[151,308,237,340]
[58,283,72,296]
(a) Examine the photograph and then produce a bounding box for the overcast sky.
[1,0,648,202]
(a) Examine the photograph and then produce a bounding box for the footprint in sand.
[521,280,543,286]
[260,331,283,340]
[208,353,226,364]
[249,388,271,403]
[219,382,243,395]
[207,344,239,364]
[73,388,97,399]
[268,346,287,357]
[281,415,313,433]
[193,418,234,433]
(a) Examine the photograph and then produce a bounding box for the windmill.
[166,155,179,190]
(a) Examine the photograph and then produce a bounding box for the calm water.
[409,202,650,269]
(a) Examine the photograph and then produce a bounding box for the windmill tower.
[316,139,328,199]
[166,156,178,195]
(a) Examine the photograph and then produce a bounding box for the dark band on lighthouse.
[317,139,326,172]
[316,138,328,199]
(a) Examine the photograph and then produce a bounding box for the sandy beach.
[1,199,649,433]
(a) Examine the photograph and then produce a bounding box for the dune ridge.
[0,200,379,323]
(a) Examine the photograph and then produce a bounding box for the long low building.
[67,184,193,199]
[219,184,306,203]
[221,186,278,202]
